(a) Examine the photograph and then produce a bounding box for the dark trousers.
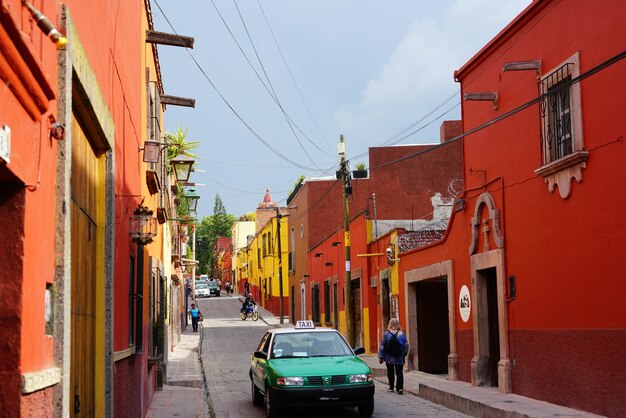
[191,316,199,332]
[386,363,403,391]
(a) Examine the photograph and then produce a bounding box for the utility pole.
[339,135,354,347]
[275,207,284,324]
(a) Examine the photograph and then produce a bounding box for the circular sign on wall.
[459,285,471,322]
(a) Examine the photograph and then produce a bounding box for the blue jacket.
[378,329,408,365]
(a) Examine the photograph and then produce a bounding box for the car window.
[262,334,272,354]
[207,282,218,288]
[257,332,271,352]
[195,284,208,289]
[271,331,352,358]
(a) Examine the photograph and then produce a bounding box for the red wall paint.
[509,329,625,417]
[398,1,626,415]
[114,358,143,418]
[0,0,59,378]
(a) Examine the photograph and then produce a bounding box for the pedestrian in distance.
[378,318,409,394]
[188,303,202,332]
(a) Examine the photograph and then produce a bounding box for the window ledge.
[534,150,589,198]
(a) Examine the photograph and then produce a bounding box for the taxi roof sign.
[295,320,315,329]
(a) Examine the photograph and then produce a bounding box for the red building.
[213,236,232,286]
[289,126,463,352]
[397,1,626,415]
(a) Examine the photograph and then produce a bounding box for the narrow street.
[196,295,469,418]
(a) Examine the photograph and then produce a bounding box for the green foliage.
[239,212,256,221]
[195,194,236,274]
[165,127,200,162]
[354,162,366,170]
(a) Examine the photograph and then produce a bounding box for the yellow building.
[246,211,289,318]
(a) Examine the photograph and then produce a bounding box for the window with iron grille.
[539,63,573,165]
[535,52,587,199]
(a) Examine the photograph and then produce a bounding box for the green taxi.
[249,321,375,417]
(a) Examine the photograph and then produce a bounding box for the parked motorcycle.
[240,304,259,321]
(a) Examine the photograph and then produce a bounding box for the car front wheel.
[251,380,264,406]
[265,384,280,417]
[357,395,374,417]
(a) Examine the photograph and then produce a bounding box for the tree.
[195,194,236,274]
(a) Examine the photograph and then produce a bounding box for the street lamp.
[185,187,200,214]
[142,140,168,163]
[129,204,157,245]
[170,153,195,183]
[128,203,157,352]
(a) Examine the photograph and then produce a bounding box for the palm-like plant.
[165,127,200,161]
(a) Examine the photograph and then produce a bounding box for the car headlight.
[276,377,304,386]
[349,373,372,383]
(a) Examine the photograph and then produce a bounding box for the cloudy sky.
[151,0,530,219]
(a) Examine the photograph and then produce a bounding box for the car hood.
[269,356,370,377]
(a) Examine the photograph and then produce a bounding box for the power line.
[230,0,325,169]
[210,0,330,167]
[152,0,319,172]
[370,48,626,171]
[255,0,333,154]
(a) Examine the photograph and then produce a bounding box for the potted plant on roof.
[352,162,368,179]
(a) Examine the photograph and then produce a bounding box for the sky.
[150,0,530,219]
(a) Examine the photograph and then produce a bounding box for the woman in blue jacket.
[378,318,408,394]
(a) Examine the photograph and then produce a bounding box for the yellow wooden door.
[70,114,98,417]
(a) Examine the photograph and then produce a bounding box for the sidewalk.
[360,354,603,418]
[146,329,207,418]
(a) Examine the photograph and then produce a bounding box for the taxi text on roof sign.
[295,320,315,329]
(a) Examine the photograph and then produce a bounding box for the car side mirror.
[353,347,365,355]
[253,350,267,360]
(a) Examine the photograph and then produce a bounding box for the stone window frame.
[535,52,588,199]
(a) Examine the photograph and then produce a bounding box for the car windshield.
[196,284,208,289]
[271,331,353,359]
[207,281,218,288]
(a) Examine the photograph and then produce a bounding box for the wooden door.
[416,280,450,374]
[70,115,99,417]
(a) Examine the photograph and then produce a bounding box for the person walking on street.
[188,303,201,332]
[378,318,409,394]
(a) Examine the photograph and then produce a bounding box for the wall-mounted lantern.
[142,140,168,163]
[130,204,157,245]
[185,187,200,214]
[170,153,195,183]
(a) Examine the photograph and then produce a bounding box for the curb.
[197,324,214,418]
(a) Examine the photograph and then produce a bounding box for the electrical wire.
[369,48,626,171]
[255,0,333,154]
[349,90,460,162]
[152,0,319,172]
[211,0,330,167]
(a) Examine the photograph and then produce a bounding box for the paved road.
[196,296,468,418]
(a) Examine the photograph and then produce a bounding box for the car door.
[252,332,272,389]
